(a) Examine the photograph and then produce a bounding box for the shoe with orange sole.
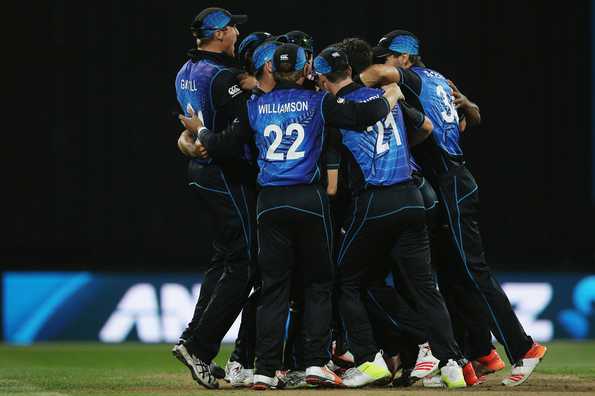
[502,343,547,387]
[474,349,506,376]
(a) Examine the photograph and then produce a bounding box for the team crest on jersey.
[337,97,345,104]
[228,84,242,97]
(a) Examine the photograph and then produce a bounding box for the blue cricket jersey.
[339,86,412,187]
[411,66,462,157]
[246,88,327,187]
[175,56,228,164]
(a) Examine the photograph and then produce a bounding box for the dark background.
[5,0,594,272]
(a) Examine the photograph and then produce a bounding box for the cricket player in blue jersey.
[221,39,282,389]
[180,43,401,389]
[370,30,547,387]
[172,7,256,389]
[336,37,441,387]
[314,46,469,389]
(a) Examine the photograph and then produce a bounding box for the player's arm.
[212,68,252,127]
[179,106,253,160]
[359,64,401,87]
[322,83,401,130]
[400,100,432,146]
[447,79,481,130]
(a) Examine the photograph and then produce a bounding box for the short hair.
[273,62,303,83]
[323,68,351,84]
[391,51,425,67]
[337,38,373,75]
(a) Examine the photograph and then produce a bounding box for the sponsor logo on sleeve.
[228,84,242,97]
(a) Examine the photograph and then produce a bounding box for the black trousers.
[357,176,435,362]
[432,165,533,363]
[337,182,462,365]
[255,184,334,377]
[229,282,260,368]
[184,162,256,363]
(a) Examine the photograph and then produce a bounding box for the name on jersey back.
[180,79,197,92]
[258,101,309,115]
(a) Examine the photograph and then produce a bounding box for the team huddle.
[173,6,547,390]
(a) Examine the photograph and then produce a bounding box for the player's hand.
[447,79,471,109]
[194,139,210,159]
[238,73,258,91]
[178,130,210,159]
[178,108,204,133]
[381,83,405,101]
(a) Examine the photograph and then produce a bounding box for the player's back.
[412,66,462,157]
[339,85,412,188]
[247,86,326,187]
[175,58,224,131]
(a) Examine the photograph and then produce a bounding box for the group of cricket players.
[171,6,548,391]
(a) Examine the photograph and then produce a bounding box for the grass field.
[1,341,594,396]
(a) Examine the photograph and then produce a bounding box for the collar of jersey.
[336,81,363,97]
[187,48,238,68]
[273,80,303,91]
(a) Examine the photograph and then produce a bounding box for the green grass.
[0,341,594,396]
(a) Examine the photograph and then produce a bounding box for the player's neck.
[328,78,353,96]
[198,41,232,57]
[258,74,275,93]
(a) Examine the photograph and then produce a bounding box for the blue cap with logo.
[272,44,307,72]
[373,30,420,58]
[190,7,248,39]
[313,47,349,75]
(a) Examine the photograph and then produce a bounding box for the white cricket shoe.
[440,359,466,389]
[411,342,440,380]
[253,374,283,390]
[502,343,547,387]
[171,343,218,389]
[280,370,308,389]
[341,352,391,388]
[225,360,254,387]
[305,365,342,386]
[423,374,445,388]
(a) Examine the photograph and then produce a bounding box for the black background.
[5,0,593,272]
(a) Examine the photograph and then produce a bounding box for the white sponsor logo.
[502,282,553,342]
[98,282,553,344]
[280,54,289,61]
[99,283,244,343]
[228,84,241,97]
[331,52,340,58]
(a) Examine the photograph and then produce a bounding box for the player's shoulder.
[212,67,244,101]
[414,66,446,80]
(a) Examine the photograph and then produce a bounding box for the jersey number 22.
[264,123,305,161]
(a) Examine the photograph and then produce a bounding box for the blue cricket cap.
[238,32,272,62]
[252,41,280,71]
[313,47,349,75]
[373,30,420,58]
[272,44,307,72]
[191,7,248,39]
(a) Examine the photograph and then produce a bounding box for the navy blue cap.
[278,31,315,55]
[191,7,248,38]
[272,44,307,72]
[313,47,349,75]
[373,30,420,58]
